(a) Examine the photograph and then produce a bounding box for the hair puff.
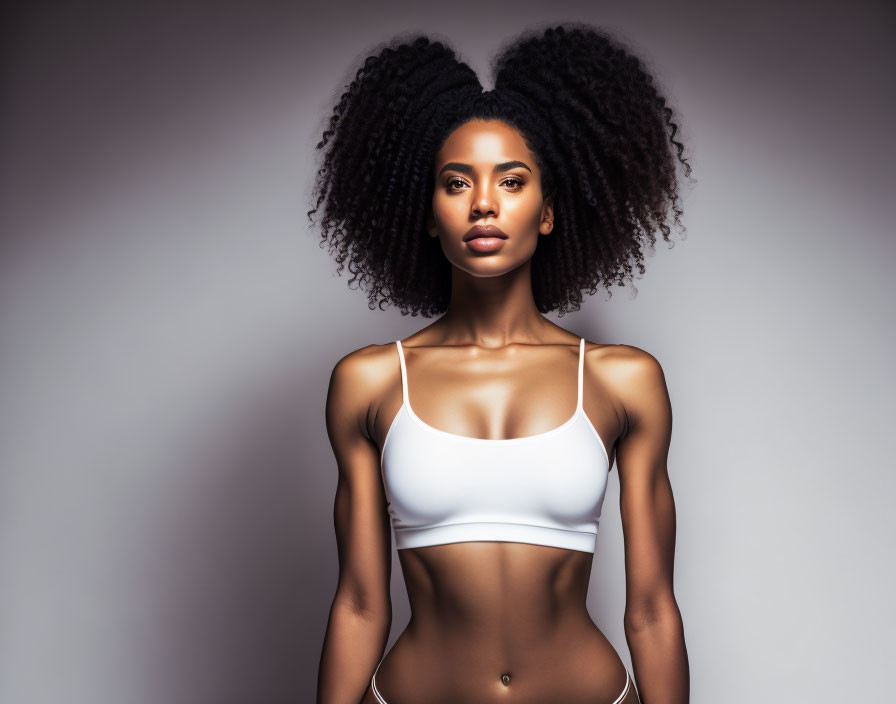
[308,24,693,316]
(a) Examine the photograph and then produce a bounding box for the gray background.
[1,0,893,702]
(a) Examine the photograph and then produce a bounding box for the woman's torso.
[364,335,631,704]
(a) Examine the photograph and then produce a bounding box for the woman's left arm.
[612,347,689,704]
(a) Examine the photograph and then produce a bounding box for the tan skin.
[317,120,689,704]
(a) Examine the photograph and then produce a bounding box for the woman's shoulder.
[586,342,670,428]
[583,339,660,363]
[582,340,667,391]
[325,340,404,440]
[329,339,402,388]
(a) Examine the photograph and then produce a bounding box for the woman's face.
[428,119,553,276]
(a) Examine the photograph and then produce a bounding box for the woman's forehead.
[435,120,535,170]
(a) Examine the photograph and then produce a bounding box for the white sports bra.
[380,338,611,554]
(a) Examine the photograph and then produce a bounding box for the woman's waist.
[375,622,627,702]
[404,581,593,634]
[397,607,611,658]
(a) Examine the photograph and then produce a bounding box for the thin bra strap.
[577,338,585,411]
[395,340,410,406]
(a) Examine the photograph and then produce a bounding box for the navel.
[501,672,511,686]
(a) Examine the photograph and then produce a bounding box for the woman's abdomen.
[370,616,629,704]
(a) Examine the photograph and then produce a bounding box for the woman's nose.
[471,185,498,217]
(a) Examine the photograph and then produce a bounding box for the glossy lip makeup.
[463,224,508,253]
[466,237,506,252]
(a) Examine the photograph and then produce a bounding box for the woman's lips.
[463,224,508,252]
[464,224,507,240]
[465,237,507,252]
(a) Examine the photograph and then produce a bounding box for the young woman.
[311,23,692,704]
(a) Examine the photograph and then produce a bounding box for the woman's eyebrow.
[438,160,532,177]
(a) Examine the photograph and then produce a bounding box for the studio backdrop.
[1,1,893,702]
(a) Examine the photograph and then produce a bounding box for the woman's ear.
[426,214,438,238]
[539,196,554,235]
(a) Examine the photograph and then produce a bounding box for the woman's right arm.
[316,348,393,704]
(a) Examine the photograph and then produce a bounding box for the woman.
[311,23,691,704]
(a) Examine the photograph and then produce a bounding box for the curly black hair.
[307,23,693,317]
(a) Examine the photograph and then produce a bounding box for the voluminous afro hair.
[308,23,693,317]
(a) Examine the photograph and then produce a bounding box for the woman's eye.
[445,177,523,191]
